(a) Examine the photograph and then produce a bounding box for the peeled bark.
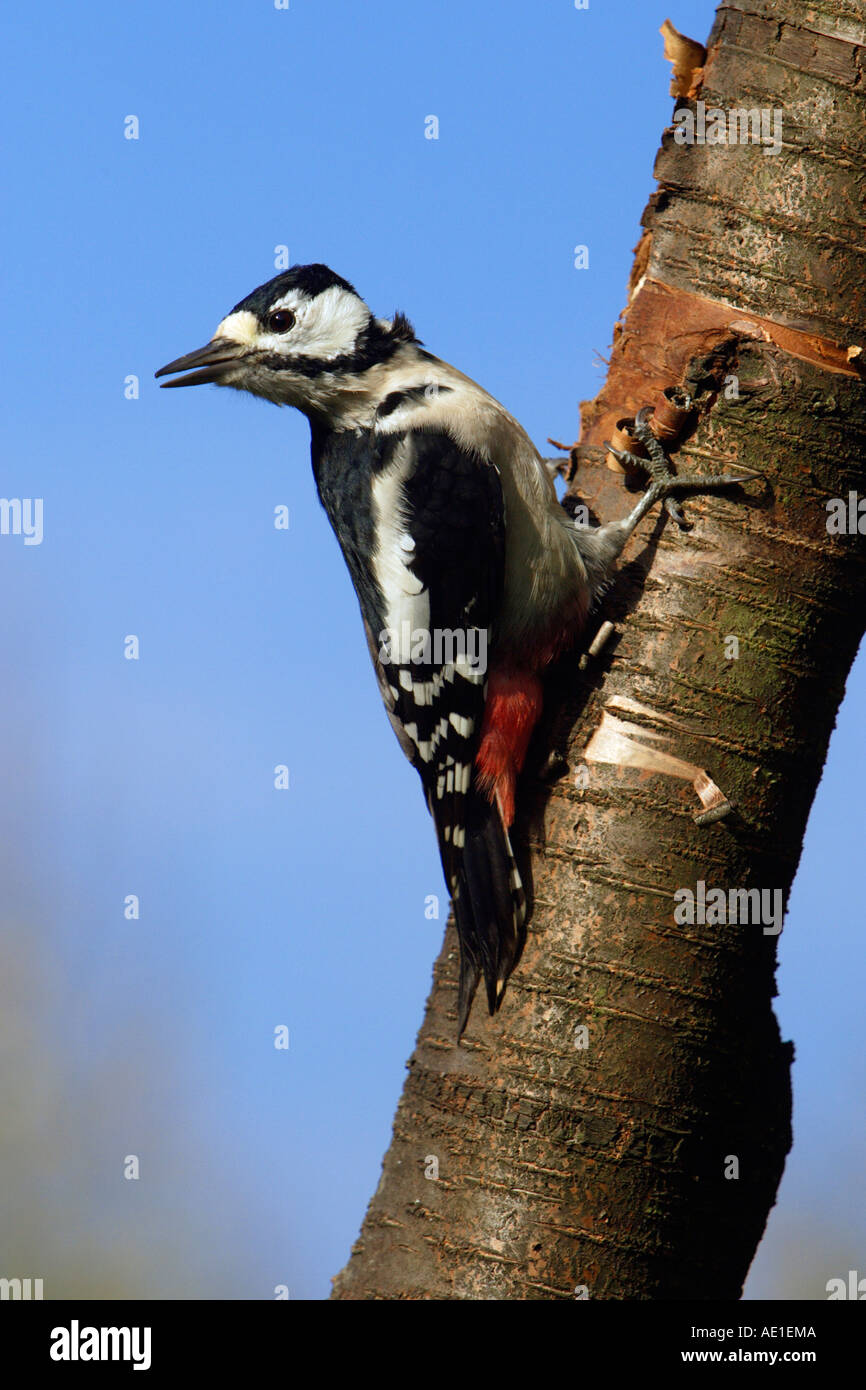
[332,0,866,1300]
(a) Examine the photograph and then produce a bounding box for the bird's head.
[155,263,418,420]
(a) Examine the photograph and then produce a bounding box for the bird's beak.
[155,338,246,388]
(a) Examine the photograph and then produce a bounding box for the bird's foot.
[604,406,759,530]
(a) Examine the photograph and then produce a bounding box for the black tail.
[450,784,527,1036]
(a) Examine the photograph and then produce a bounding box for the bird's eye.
[267,309,296,333]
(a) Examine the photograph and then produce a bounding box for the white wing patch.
[371,450,430,662]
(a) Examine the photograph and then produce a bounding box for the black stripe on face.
[257,318,407,380]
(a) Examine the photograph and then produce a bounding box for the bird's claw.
[606,409,759,530]
[603,442,641,469]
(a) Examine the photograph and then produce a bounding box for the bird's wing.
[366,428,505,874]
[314,421,521,1028]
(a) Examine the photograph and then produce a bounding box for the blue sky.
[1,0,862,1299]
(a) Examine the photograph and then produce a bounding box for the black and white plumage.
[156,264,752,1034]
[311,417,520,1021]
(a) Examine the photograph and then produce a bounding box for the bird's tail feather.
[451,784,527,1036]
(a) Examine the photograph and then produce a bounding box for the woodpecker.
[156,264,752,1034]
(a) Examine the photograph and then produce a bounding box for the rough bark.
[332,0,866,1300]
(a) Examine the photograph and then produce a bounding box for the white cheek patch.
[213,309,259,344]
[286,285,370,361]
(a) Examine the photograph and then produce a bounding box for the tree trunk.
[332,0,866,1300]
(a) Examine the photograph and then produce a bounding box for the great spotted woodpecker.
[156,264,751,1034]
